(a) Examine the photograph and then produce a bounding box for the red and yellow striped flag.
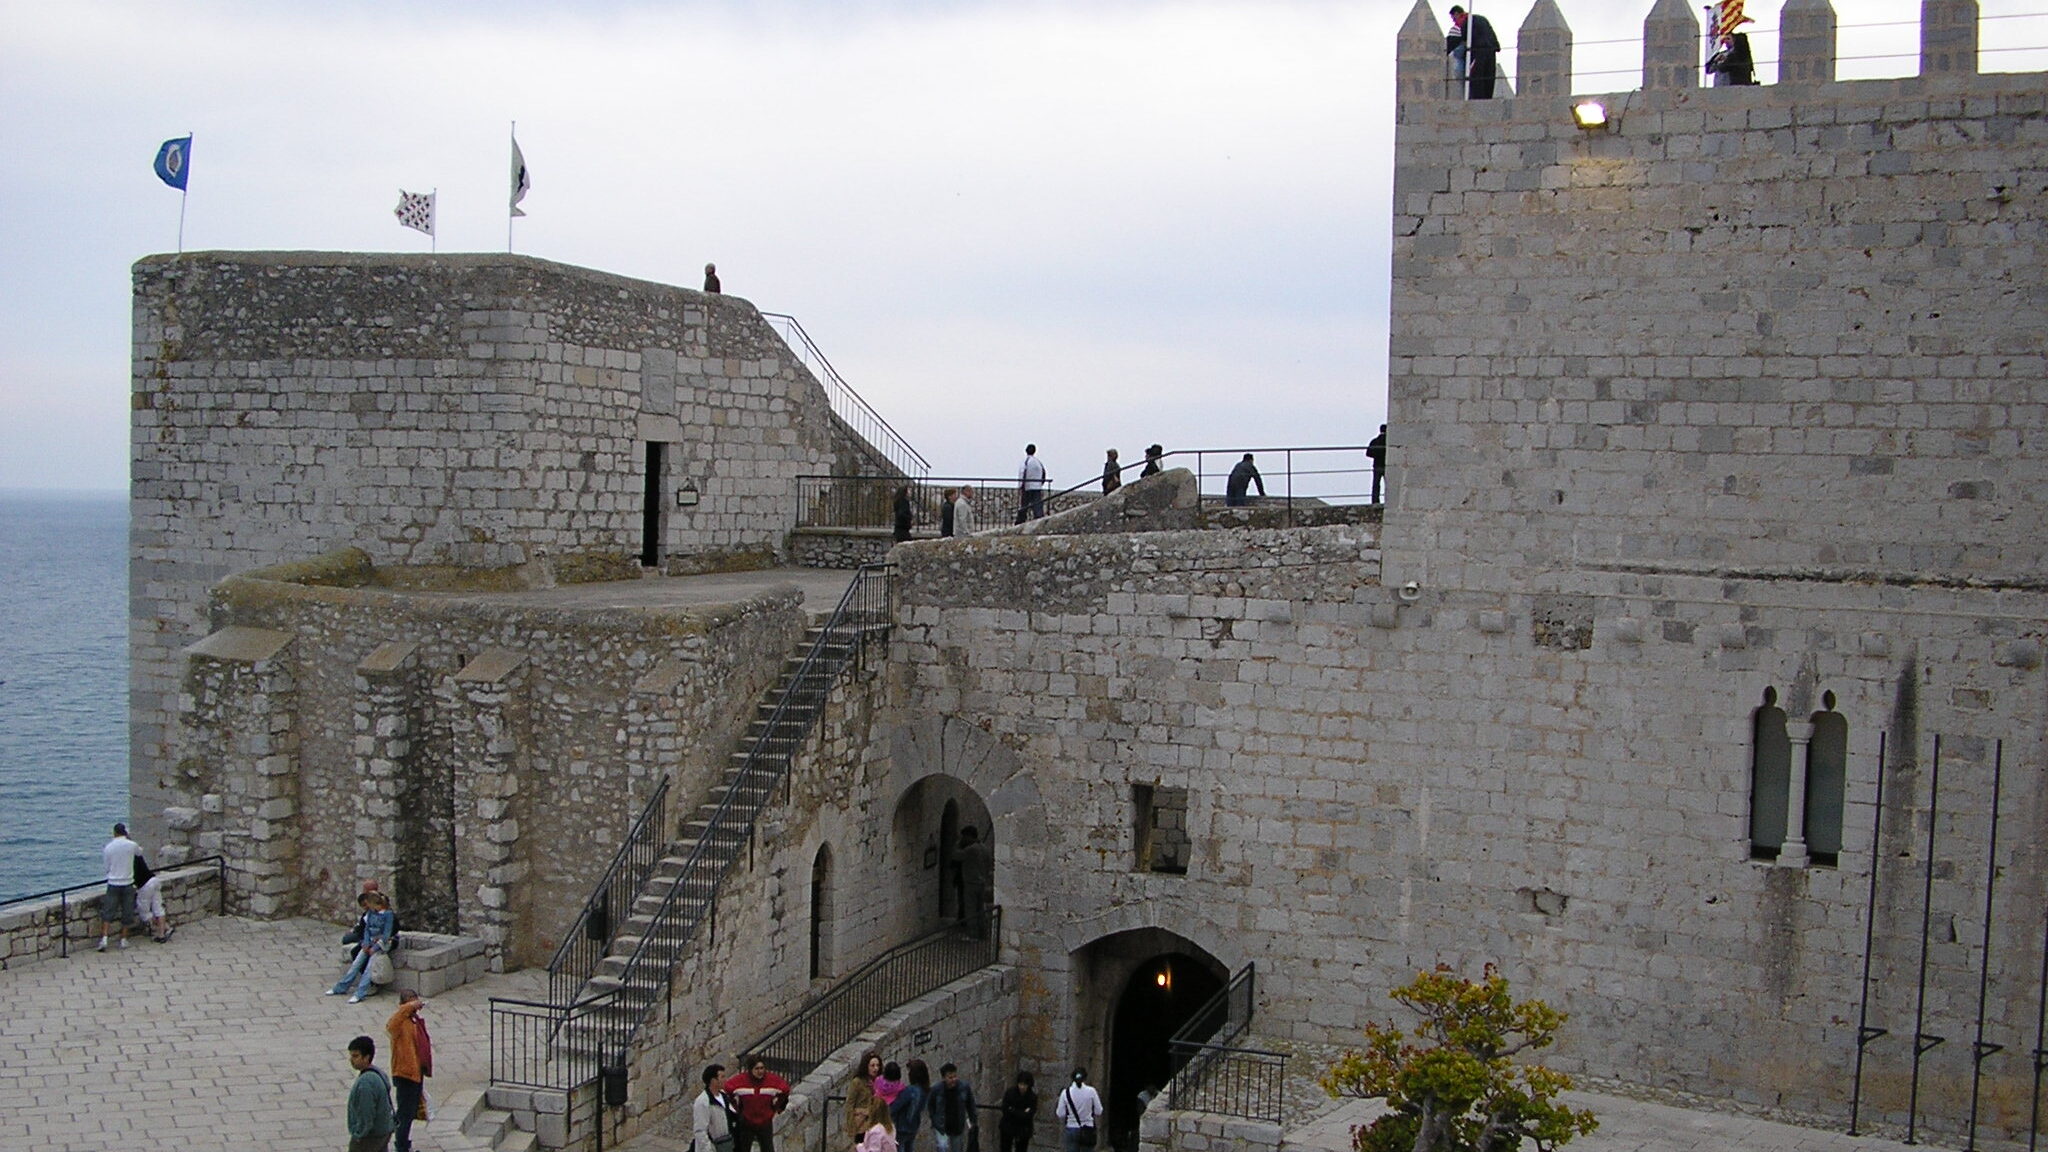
[1713,0,1755,41]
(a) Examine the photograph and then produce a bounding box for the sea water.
[0,490,128,902]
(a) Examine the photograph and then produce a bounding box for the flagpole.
[431,187,438,255]
[508,121,516,254]
[177,130,191,253]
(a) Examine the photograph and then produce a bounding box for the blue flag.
[154,136,192,190]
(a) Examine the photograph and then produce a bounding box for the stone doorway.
[1074,929,1228,1151]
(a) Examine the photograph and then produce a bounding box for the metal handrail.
[487,987,630,1092]
[794,474,1031,533]
[603,563,893,1050]
[749,908,1003,1083]
[1,855,229,959]
[760,312,931,480]
[1164,963,1285,1123]
[1046,446,1374,506]
[544,777,671,1006]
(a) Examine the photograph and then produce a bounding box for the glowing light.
[1572,100,1609,131]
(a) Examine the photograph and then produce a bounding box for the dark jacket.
[928,1078,977,1136]
[999,1084,1038,1135]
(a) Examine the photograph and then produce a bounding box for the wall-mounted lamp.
[675,480,700,508]
[1154,964,1172,991]
[1571,100,1610,131]
[1398,580,1423,603]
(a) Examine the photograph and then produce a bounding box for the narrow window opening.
[1133,784,1191,875]
[809,843,833,979]
[640,441,666,568]
[1805,692,1848,868]
[1750,687,1790,861]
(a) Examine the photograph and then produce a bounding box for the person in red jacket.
[723,1056,792,1152]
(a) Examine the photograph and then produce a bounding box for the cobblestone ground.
[0,915,541,1152]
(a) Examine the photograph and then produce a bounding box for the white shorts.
[135,879,166,923]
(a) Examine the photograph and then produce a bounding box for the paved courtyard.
[0,913,1995,1152]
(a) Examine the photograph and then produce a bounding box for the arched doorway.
[889,775,994,940]
[1074,930,1229,1151]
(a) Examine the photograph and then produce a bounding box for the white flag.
[394,190,435,235]
[510,137,530,218]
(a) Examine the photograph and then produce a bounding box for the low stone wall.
[789,528,895,570]
[0,863,223,970]
[1138,1109,1283,1152]
[394,931,491,997]
[773,964,1021,1152]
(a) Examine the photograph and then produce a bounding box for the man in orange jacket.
[386,989,431,1152]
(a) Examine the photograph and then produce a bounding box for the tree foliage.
[1319,964,1598,1152]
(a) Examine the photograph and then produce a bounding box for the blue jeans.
[331,947,379,997]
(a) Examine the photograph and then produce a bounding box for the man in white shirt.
[98,823,142,952]
[1018,444,1048,522]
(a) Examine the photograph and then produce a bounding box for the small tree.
[1319,964,1598,1152]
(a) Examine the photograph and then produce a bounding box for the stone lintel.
[455,646,528,685]
[186,626,294,665]
[358,640,420,676]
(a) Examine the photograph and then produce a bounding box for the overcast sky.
[2,0,2038,493]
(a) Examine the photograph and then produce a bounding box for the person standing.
[997,1071,1038,1152]
[926,1063,977,1152]
[1018,445,1048,521]
[704,263,722,293]
[386,990,430,1152]
[893,486,915,543]
[940,489,958,538]
[953,487,978,536]
[345,1035,397,1152]
[97,823,141,952]
[1448,6,1500,99]
[1101,449,1122,495]
[692,1063,733,1152]
[1225,454,1265,506]
[847,1050,885,1148]
[891,1059,929,1152]
[1366,425,1387,505]
[859,1098,900,1152]
[1140,444,1164,478]
[1055,1069,1102,1152]
[724,1056,792,1152]
[956,827,993,940]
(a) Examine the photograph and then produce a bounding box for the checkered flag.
[394,190,435,236]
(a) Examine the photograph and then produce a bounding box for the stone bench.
[392,930,491,997]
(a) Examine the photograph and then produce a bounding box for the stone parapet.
[0,864,223,970]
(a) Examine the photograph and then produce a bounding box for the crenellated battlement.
[1399,0,2029,104]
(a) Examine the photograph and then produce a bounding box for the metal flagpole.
[177,130,191,253]
[431,187,438,255]
[508,122,516,254]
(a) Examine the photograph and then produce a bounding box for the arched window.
[1750,687,1790,860]
[809,844,834,979]
[1805,693,1848,867]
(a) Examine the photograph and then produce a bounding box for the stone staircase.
[425,1086,538,1151]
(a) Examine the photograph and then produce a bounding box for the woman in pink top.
[858,1097,899,1152]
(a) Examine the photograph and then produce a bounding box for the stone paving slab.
[0,915,541,1152]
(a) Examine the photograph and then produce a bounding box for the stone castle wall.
[130,253,888,850]
[1383,70,2048,590]
[170,554,807,965]
[887,520,2046,1142]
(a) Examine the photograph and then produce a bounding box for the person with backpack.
[1055,1068,1102,1152]
[344,1035,396,1152]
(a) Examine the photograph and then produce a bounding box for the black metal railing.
[489,988,630,1092]
[795,475,1023,533]
[1164,964,1286,1123]
[761,313,930,480]
[545,777,671,1006]
[1048,445,1378,520]
[488,563,893,1093]
[751,909,1003,1084]
[1,855,228,958]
